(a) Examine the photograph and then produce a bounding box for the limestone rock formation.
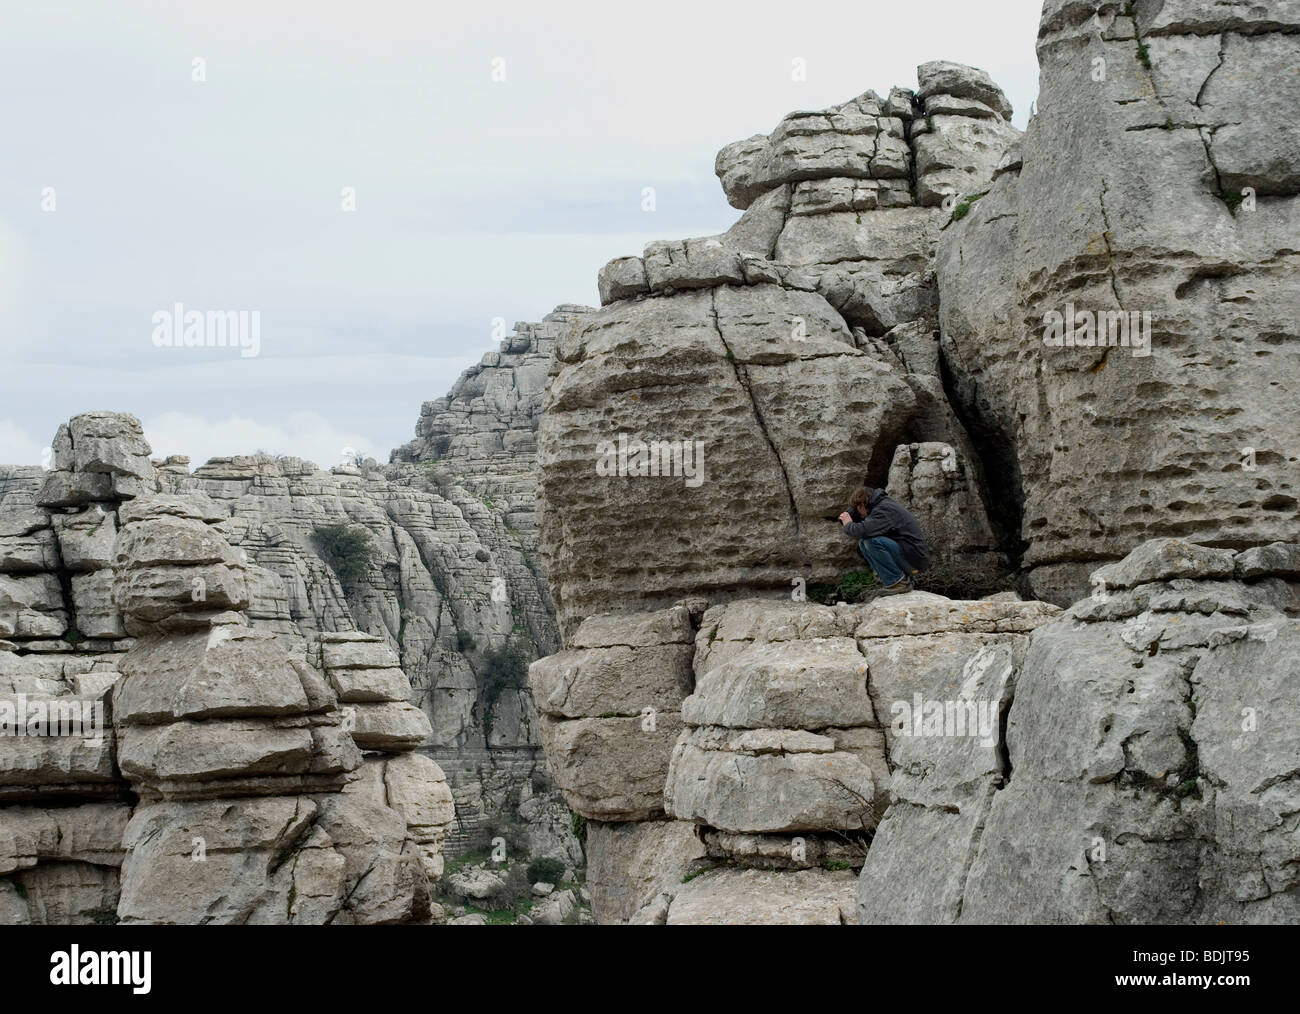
[132,312,592,863]
[539,64,1022,634]
[531,588,1062,924]
[7,0,1300,930]
[531,604,695,821]
[937,0,1300,605]
[859,538,1300,924]
[527,7,1298,924]
[2,324,592,887]
[0,415,455,924]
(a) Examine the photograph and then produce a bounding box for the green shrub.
[570,811,587,846]
[950,191,989,224]
[311,523,373,586]
[839,570,877,601]
[808,569,876,604]
[421,463,455,498]
[526,857,566,885]
[477,638,529,713]
[456,629,477,652]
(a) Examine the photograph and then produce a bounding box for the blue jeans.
[858,536,909,587]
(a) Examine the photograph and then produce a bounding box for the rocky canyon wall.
[1,309,594,925]
[529,0,1300,924]
[1,415,454,922]
[938,0,1300,604]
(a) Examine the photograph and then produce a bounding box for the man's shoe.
[879,578,912,596]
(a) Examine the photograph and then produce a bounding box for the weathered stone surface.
[537,712,683,821]
[714,93,911,210]
[117,720,317,786]
[1090,538,1238,591]
[540,67,1025,635]
[938,2,1300,606]
[665,728,879,834]
[0,508,58,572]
[855,591,1061,638]
[0,803,129,873]
[530,644,692,719]
[348,701,432,752]
[114,626,315,725]
[861,542,1299,924]
[917,60,1013,119]
[681,639,874,729]
[663,600,890,847]
[567,604,695,649]
[583,818,706,924]
[598,256,649,305]
[117,795,430,924]
[886,442,1005,587]
[914,114,1020,206]
[530,886,577,925]
[37,413,158,507]
[856,635,1021,923]
[3,863,120,924]
[0,702,117,798]
[1235,543,1300,580]
[0,574,67,639]
[444,865,507,901]
[665,867,857,925]
[860,634,1029,753]
[539,282,919,633]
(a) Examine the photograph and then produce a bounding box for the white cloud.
[143,410,383,471]
[0,420,47,467]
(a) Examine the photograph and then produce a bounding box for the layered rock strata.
[859,538,1300,923]
[0,415,456,923]
[937,0,1300,604]
[539,64,1023,635]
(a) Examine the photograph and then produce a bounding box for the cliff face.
[4,0,1298,928]
[538,64,1022,637]
[1,416,453,923]
[0,311,593,923]
[939,0,1300,604]
[150,310,590,862]
[529,1,1300,925]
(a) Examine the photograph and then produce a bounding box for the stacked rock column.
[0,412,158,923]
[109,495,449,924]
[528,604,706,922]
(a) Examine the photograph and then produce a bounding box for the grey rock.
[917,60,1013,119]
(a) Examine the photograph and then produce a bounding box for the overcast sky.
[0,0,1042,468]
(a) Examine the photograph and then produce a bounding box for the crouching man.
[839,486,931,595]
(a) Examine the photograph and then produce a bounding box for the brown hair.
[849,486,874,514]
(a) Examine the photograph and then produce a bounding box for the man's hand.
[838,512,852,525]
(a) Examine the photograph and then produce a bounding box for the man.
[839,485,931,595]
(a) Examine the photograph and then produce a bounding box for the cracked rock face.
[107,497,450,924]
[937,0,1300,605]
[0,415,457,924]
[530,604,695,821]
[539,65,1021,634]
[144,312,588,863]
[858,538,1300,924]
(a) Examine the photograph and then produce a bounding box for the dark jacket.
[843,489,931,572]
